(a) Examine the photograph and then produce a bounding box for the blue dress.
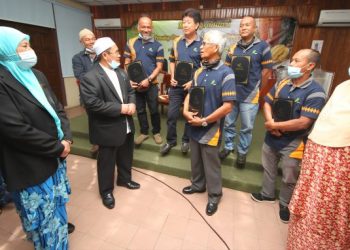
[12,160,71,250]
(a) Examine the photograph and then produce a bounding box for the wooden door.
[0,20,66,105]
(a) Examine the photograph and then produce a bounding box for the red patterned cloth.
[287,140,350,250]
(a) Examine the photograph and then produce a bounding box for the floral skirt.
[287,140,350,250]
[12,160,71,250]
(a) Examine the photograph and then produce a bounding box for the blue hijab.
[0,26,63,140]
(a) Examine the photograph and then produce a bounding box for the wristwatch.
[148,77,152,83]
[201,118,208,127]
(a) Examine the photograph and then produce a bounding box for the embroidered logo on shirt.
[294,97,301,104]
[252,50,258,55]
[210,80,216,86]
[149,48,153,52]
[193,47,198,52]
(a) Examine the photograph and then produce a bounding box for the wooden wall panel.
[91,0,350,90]
[292,26,350,92]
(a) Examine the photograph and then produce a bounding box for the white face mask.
[108,60,120,70]
[16,50,37,70]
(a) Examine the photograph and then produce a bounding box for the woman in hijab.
[0,26,72,249]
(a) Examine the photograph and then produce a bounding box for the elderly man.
[221,16,273,169]
[72,28,98,154]
[182,30,236,216]
[160,8,202,156]
[72,28,96,82]
[80,37,140,209]
[124,14,164,146]
[251,49,326,223]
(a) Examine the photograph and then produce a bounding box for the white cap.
[79,28,94,41]
[93,37,115,56]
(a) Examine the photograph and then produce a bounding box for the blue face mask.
[287,65,308,79]
[108,60,120,70]
[16,50,37,70]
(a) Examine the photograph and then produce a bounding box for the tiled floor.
[0,154,288,250]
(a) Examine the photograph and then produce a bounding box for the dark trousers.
[135,84,160,135]
[166,87,190,145]
[190,139,222,203]
[97,133,134,196]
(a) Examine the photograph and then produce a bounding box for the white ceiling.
[73,0,186,6]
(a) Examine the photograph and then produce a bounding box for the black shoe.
[117,180,140,190]
[251,193,276,203]
[68,222,75,234]
[206,202,218,216]
[102,193,115,209]
[181,142,190,154]
[279,204,290,223]
[182,185,206,194]
[236,153,247,169]
[219,148,232,160]
[160,143,176,156]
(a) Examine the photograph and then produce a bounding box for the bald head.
[239,16,257,41]
[292,49,320,71]
[241,16,256,27]
[138,15,153,39]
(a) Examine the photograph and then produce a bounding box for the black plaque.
[189,86,205,117]
[174,61,193,86]
[272,98,294,122]
[127,60,147,84]
[231,56,251,85]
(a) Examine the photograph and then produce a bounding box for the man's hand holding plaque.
[231,55,251,85]
[272,98,294,122]
[189,86,205,118]
[174,61,193,87]
[127,60,149,92]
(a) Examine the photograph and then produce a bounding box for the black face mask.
[202,59,221,69]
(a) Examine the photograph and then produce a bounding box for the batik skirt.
[287,140,350,250]
[12,160,71,250]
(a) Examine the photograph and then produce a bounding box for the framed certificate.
[272,98,294,122]
[231,55,251,85]
[127,60,147,84]
[174,61,193,86]
[189,86,205,118]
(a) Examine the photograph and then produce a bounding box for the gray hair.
[203,30,227,55]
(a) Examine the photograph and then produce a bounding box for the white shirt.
[309,79,350,147]
[100,63,131,134]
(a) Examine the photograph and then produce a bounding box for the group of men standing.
[72,10,326,218]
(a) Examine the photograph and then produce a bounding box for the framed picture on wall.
[311,40,324,53]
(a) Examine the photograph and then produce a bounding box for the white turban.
[79,28,94,41]
[93,37,115,56]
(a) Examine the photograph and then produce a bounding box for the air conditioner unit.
[94,18,122,29]
[318,9,350,27]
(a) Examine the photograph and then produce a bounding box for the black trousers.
[97,133,134,196]
[135,84,160,135]
[166,87,190,145]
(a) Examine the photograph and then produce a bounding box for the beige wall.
[64,77,80,108]
[58,0,89,108]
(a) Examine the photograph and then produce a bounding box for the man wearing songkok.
[72,28,98,154]
[80,37,140,210]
